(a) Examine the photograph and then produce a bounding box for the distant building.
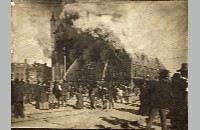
[11,59,28,81]
[28,62,52,84]
[131,53,165,80]
[11,60,51,83]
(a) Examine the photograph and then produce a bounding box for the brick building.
[11,60,51,83]
[28,62,52,83]
[11,59,28,81]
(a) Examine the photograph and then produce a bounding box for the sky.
[12,1,188,74]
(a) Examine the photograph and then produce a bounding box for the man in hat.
[34,81,42,109]
[146,69,173,130]
[59,80,68,107]
[12,78,25,118]
[53,81,61,109]
[170,63,188,130]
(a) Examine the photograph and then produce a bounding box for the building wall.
[11,63,28,81]
[11,61,51,83]
[28,62,52,83]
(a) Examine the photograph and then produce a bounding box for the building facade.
[28,62,52,83]
[11,59,28,81]
[11,60,51,83]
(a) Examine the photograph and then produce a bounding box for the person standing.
[48,82,56,109]
[12,79,25,118]
[75,85,84,109]
[34,81,42,109]
[60,80,68,107]
[139,79,153,116]
[123,85,130,103]
[102,86,108,109]
[117,87,123,103]
[146,69,173,130]
[39,82,49,110]
[70,84,75,99]
[89,87,97,109]
[24,80,32,104]
[170,63,188,130]
[108,84,114,109]
[53,81,61,109]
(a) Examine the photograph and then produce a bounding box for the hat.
[172,72,181,79]
[14,78,19,83]
[159,69,169,78]
[177,63,188,72]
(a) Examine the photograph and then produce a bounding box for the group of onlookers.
[86,82,132,110]
[11,63,188,130]
[11,79,133,118]
[138,63,188,130]
[11,80,73,118]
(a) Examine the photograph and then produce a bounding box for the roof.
[131,52,165,70]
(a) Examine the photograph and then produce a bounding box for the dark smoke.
[54,12,123,69]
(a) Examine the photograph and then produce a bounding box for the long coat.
[150,79,173,109]
[53,85,61,99]
[12,83,25,102]
[172,77,188,108]
[34,84,42,102]
[75,88,84,109]
[39,86,48,103]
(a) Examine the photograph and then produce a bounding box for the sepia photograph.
[11,0,188,129]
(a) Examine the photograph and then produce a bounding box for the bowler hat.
[177,63,188,72]
[159,69,169,78]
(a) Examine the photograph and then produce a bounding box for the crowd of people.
[138,63,188,130]
[11,63,188,130]
[11,78,133,118]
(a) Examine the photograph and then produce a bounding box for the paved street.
[11,96,170,129]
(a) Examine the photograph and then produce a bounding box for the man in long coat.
[12,79,25,118]
[146,69,173,130]
[60,80,68,107]
[171,63,188,130]
[39,82,49,110]
[53,81,61,109]
[34,81,42,109]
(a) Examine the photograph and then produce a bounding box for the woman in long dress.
[39,83,49,110]
[75,85,84,109]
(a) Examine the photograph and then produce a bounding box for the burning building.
[50,11,165,85]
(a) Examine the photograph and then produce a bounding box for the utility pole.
[62,47,67,80]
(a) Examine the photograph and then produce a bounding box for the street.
[11,96,170,129]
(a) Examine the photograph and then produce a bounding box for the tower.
[50,11,56,49]
[50,12,56,81]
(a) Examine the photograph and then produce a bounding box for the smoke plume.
[59,1,187,73]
